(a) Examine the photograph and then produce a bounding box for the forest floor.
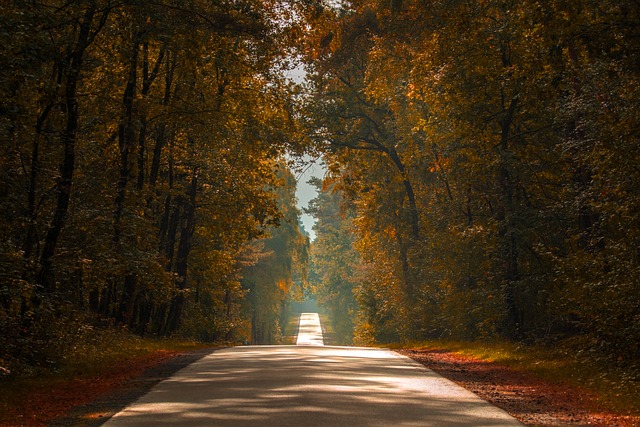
[398,347,640,427]
[0,348,216,427]
[1,345,638,426]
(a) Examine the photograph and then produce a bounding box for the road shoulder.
[50,348,217,427]
[398,348,639,427]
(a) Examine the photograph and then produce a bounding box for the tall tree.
[302,0,640,366]
[242,164,309,344]
[307,177,359,345]
[34,2,110,295]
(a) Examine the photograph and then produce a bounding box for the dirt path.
[398,348,640,427]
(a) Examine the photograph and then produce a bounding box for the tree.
[242,164,309,345]
[307,177,359,344]
[0,0,312,372]
[302,0,640,367]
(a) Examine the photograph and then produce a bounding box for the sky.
[285,64,325,241]
[294,156,325,241]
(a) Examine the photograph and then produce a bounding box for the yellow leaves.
[383,224,397,239]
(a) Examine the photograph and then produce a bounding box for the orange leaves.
[429,156,450,174]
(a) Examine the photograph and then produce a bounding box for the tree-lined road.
[102,314,523,426]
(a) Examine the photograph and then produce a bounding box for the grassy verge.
[393,339,640,416]
[0,330,212,424]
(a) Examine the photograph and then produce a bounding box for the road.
[102,314,523,426]
[296,312,324,346]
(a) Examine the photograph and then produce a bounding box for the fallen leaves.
[399,348,640,427]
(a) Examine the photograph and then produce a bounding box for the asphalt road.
[296,312,324,346]
[101,314,523,426]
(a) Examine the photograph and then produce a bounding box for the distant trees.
[242,165,309,345]
[303,0,640,366]
[306,177,359,345]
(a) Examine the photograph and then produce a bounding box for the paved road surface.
[296,312,324,346]
[102,314,523,426]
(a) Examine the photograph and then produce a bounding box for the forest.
[1,0,639,377]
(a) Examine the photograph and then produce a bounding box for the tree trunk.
[386,147,420,240]
[497,95,522,340]
[113,33,139,249]
[149,51,176,187]
[136,291,153,336]
[165,170,198,333]
[23,101,55,266]
[109,33,140,326]
[385,146,420,327]
[164,202,181,268]
[36,4,100,294]
[137,43,164,191]
[116,274,137,325]
[136,120,147,191]
[89,287,100,313]
[158,135,177,260]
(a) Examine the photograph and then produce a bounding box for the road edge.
[49,347,219,427]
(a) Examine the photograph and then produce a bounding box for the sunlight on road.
[295,313,324,346]
[102,346,524,426]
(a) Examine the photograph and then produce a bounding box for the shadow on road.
[101,346,524,427]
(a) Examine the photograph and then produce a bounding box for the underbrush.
[0,318,212,423]
[0,310,211,425]
[1,309,209,378]
[395,339,640,416]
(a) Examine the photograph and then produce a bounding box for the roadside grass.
[393,339,640,416]
[62,334,210,377]
[0,329,212,424]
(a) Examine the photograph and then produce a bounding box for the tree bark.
[137,43,164,191]
[36,4,102,293]
[165,170,198,333]
[23,101,56,266]
[110,33,140,325]
[150,52,176,187]
[386,146,420,240]
[497,95,522,340]
[113,33,139,249]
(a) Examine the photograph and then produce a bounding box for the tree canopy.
[2,0,639,374]
[0,0,309,371]
[302,0,640,368]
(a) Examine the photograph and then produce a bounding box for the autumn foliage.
[2,0,639,378]
[304,0,640,370]
[0,0,308,373]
